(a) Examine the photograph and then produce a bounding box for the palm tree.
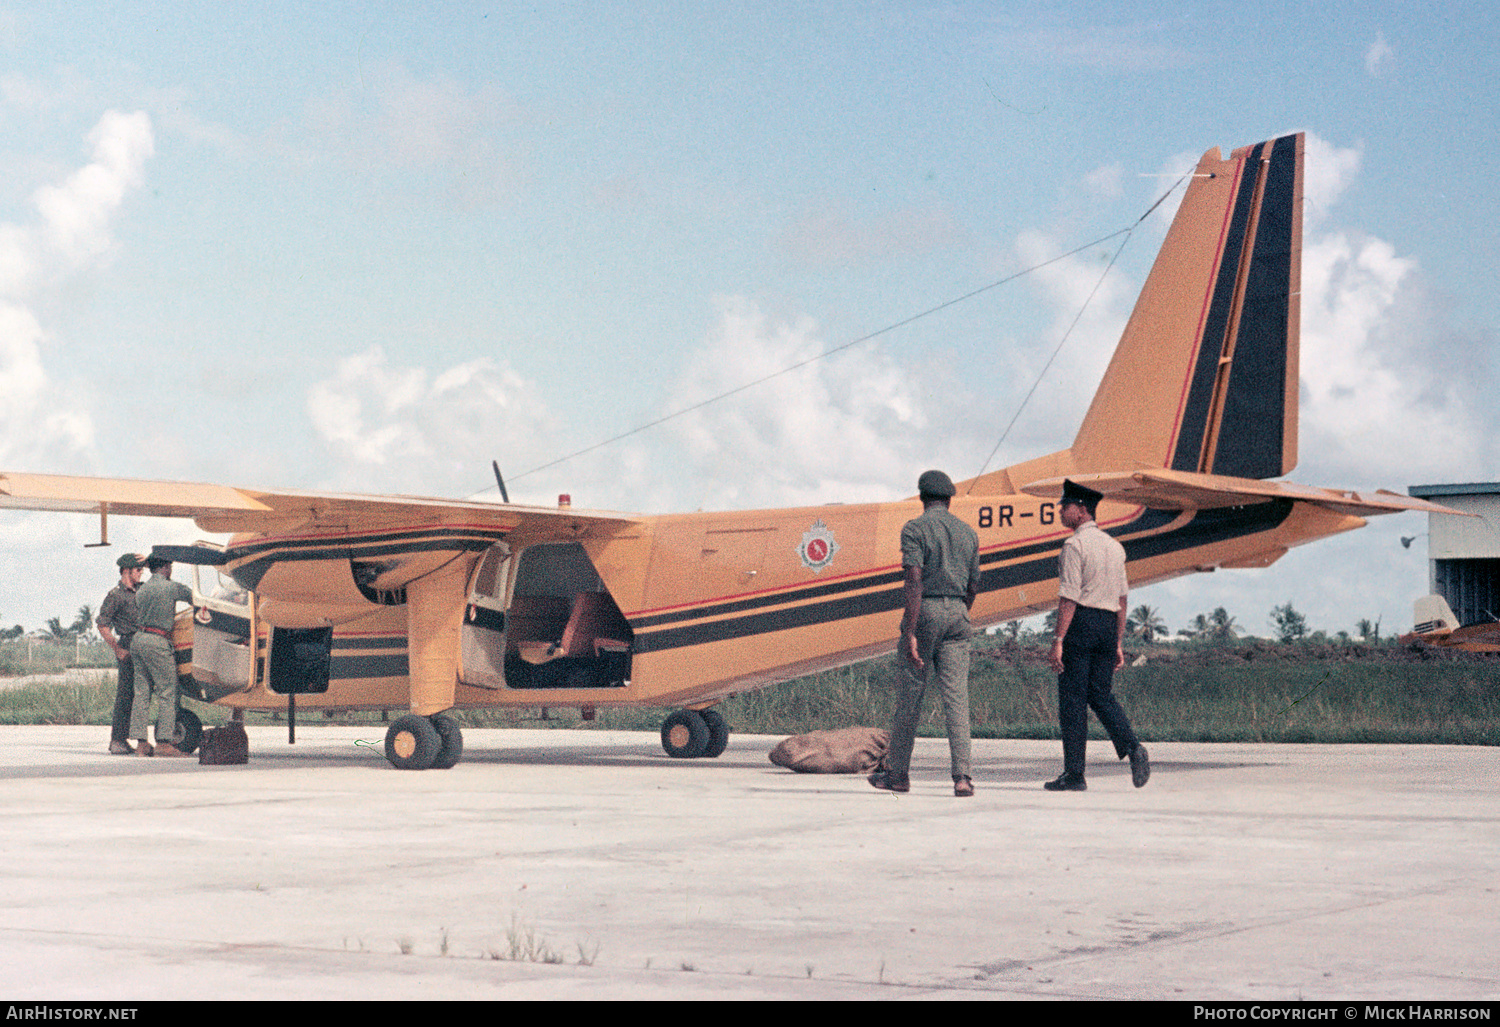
[69,604,96,642]
[1183,612,1211,638]
[1270,602,1307,643]
[1208,607,1239,641]
[1127,604,1167,643]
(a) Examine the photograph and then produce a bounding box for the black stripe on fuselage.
[331,653,409,679]
[627,508,1177,634]
[227,527,508,590]
[330,635,409,680]
[629,501,1292,654]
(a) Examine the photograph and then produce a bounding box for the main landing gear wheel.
[385,714,442,770]
[700,708,730,758]
[172,707,203,755]
[661,709,710,758]
[429,712,464,769]
[660,709,730,758]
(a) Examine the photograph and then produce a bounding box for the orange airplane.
[1398,595,1500,652]
[0,133,1457,768]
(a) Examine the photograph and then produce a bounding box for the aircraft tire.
[660,709,710,759]
[700,709,729,758]
[429,712,464,769]
[172,707,203,755]
[385,714,441,770]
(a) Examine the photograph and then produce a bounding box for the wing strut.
[85,504,110,548]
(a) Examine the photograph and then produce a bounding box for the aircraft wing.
[0,471,641,537]
[1020,469,1469,518]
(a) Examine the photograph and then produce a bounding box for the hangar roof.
[1409,482,1500,498]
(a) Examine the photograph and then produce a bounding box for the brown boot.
[153,742,192,758]
[135,740,154,757]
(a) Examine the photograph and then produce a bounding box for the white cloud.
[778,202,967,267]
[1289,137,1498,484]
[660,297,934,509]
[1084,163,1125,200]
[0,110,153,469]
[1302,134,1362,227]
[303,64,524,208]
[33,110,154,266]
[1365,31,1394,77]
[1001,227,1136,448]
[1298,229,1497,484]
[306,345,555,498]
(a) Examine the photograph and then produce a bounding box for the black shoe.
[1129,743,1150,788]
[1043,774,1086,791]
[868,770,910,793]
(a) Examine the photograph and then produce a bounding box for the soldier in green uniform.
[870,470,981,797]
[97,552,147,754]
[128,554,197,758]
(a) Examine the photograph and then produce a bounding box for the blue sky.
[2,1,1497,639]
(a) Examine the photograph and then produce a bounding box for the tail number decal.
[976,504,1054,530]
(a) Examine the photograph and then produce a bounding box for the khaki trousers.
[886,597,972,780]
[128,631,178,743]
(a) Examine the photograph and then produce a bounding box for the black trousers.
[110,652,134,744]
[1058,605,1138,777]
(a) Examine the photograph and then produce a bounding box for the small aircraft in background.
[0,132,1459,768]
[1398,595,1500,652]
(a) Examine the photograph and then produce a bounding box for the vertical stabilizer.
[1070,134,1303,479]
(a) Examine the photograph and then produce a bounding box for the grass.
[0,668,120,725]
[0,637,114,677]
[4,635,1497,744]
[546,635,1500,745]
[490,914,565,963]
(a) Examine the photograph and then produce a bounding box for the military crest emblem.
[796,519,840,572]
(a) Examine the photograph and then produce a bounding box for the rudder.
[1070,134,1304,480]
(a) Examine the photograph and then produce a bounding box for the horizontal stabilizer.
[1021,468,1470,518]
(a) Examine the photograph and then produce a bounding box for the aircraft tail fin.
[1411,594,1461,636]
[1071,133,1304,478]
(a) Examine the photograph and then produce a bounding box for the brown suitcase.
[198,722,249,765]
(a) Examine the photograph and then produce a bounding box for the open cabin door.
[460,540,633,690]
[188,552,256,702]
[459,541,512,688]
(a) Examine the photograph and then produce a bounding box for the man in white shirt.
[1045,480,1149,791]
